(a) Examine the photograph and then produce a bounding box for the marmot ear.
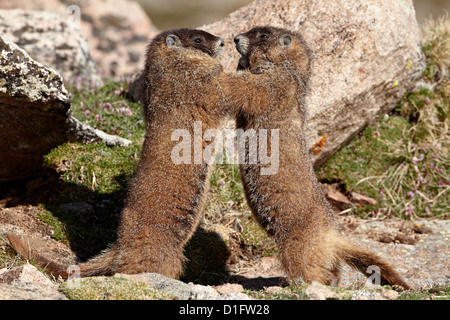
[279,35,292,47]
[166,34,182,48]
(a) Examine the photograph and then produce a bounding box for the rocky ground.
[0,204,448,300]
[0,0,448,301]
[229,216,449,290]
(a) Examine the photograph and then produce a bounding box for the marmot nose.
[234,35,242,44]
[219,38,224,47]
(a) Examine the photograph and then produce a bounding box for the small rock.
[305,281,340,300]
[409,223,433,234]
[264,286,283,295]
[350,290,384,300]
[0,263,66,300]
[0,263,54,287]
[215,283,244,295]
[115,273,193,300]
[190,284,219,300]
[381,289,398,300]
[0,282,67,300]
[115,273,220,300]
[115,273,253,300]
[60,276,173,300]
[213,292,252,300]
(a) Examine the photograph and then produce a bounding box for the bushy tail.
[334,234,410,290]
[6,232,116,279]
[76,247,117,277]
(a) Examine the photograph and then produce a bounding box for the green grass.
[240,214,277,257]
[37,15,450,238]
[35,204,68,242]
[59,276,174,300]
[45,79,144,196]
[248,284,450,300]
[36,79,146,258]
[248,284,309,300]
[317,16,449,219]
[69,79,145,140]
[398,284,450,300]
[1,16,448,299]
[207,163,246,213]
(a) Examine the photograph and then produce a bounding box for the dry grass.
[319,14,449,219]
[421,12,450,77]
[371,15,450,219]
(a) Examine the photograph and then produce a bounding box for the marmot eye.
[194,38,203,44]
[260,34,269,39]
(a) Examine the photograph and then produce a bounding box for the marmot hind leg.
[276,231,342,285]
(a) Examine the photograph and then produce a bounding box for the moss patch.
[59,276,174,300]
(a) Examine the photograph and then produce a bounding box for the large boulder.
[0,35,71,182]
[72,0,159,78]
[0,0,160,79]
[200,0,426,167]
[0,263,67,300]
[0,9,102,88]
[0,35,131,183]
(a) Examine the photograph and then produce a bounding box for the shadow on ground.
[1,170,243,286]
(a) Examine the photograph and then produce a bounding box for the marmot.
[7,26,409,290]
[6,27,284,281]
[228,26,410,289]
[8,28,228,279]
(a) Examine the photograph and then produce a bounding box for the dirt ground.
[0,204,448,290]
[228,215,449,290]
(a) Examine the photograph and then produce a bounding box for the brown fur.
[224,26,410,289]
[8,28,228,279]
[7,26,410,289]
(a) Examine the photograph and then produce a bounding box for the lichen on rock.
[0,35,69,104]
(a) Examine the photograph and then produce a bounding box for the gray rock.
[0,9,102,88]
[0,282,68,300]
[0,0,160,79]
[305,281,340,300]
[213,292,252,300]
[0,34,130,182]
[350,289,384,300]
[0,263,54,286]
[0,34,71,182]
[118,273,249,300]
[201,0,426,168]
[381,289,399,300]
[215,283,245,295]
[0,263,67,300]
[190,284,220,300]
[130,273,196,300]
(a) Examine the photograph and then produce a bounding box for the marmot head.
[151,28,225,58]
[234,26,311,77]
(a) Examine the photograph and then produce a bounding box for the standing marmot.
[229,26,409,289]
[8,28,228,279]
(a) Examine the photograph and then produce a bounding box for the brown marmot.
[8,28,228,279]
[228,26,410,289]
